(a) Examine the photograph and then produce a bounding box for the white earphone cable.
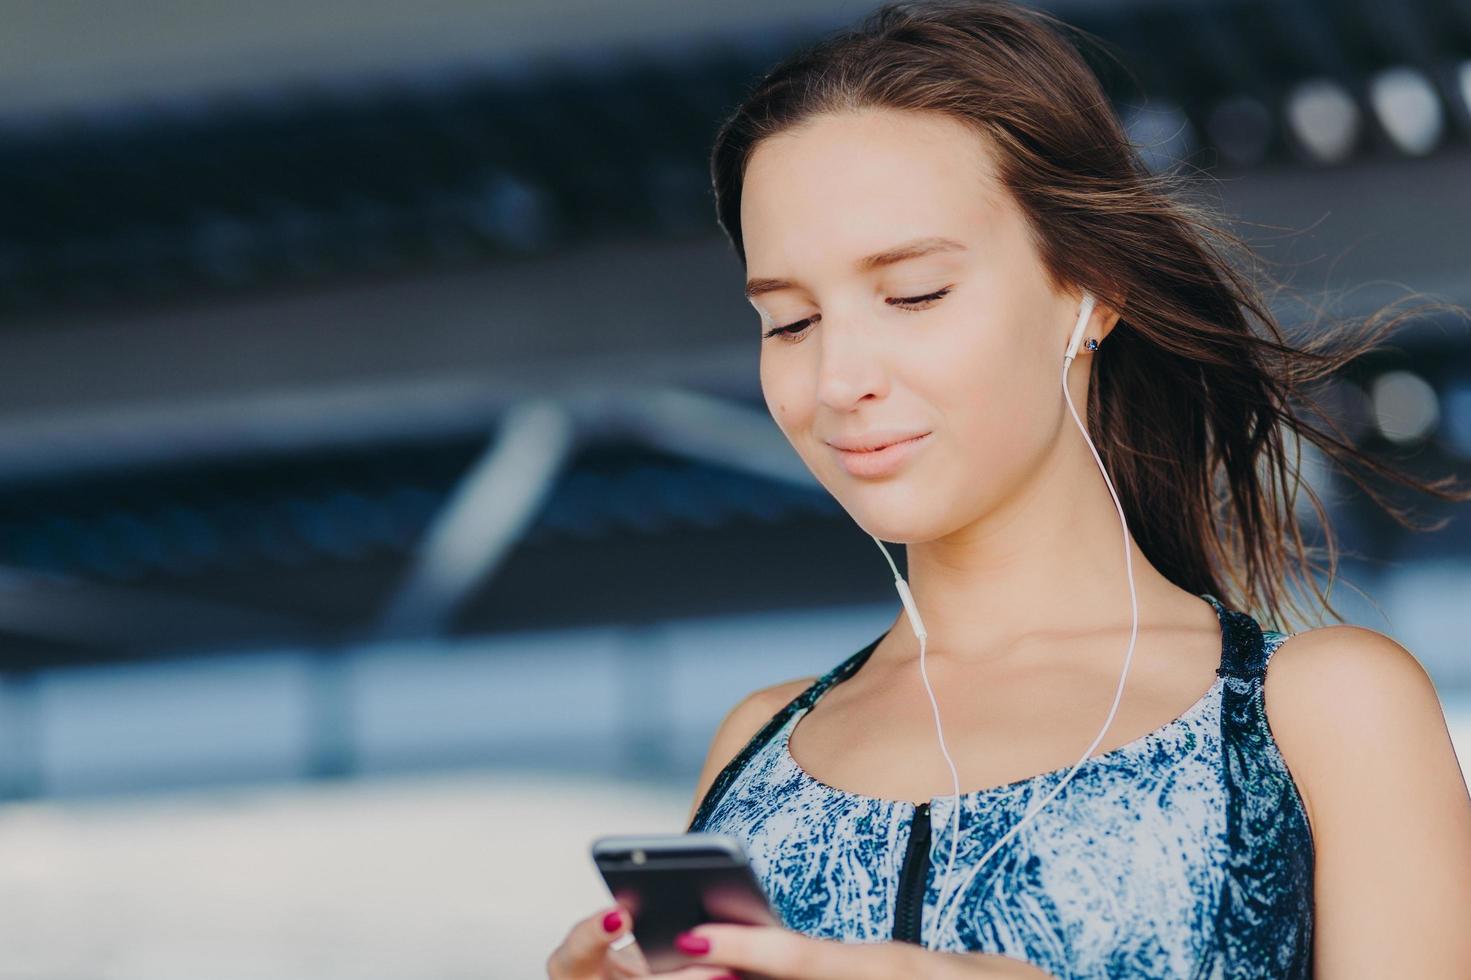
[868,294,1140,948]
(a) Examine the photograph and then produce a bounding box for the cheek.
[921,317,1055,473]
[926,305,1032,408]
[760,357,810,436]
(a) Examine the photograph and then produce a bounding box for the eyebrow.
[743,236,968,300]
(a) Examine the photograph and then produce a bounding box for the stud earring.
[1083,338,1100,351]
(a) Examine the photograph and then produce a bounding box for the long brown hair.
[708,0,1471,632]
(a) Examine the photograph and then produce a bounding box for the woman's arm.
[1266,625,1471,976]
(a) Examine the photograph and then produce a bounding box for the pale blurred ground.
[0,770,689,980]
[1,695,1468,980]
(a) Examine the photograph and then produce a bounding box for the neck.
[877,426,1170,667]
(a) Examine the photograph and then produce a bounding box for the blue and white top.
[687,593,1315,978]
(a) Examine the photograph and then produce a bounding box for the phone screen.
[591,832,780,971]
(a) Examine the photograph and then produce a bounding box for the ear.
[1090,292,1125,343]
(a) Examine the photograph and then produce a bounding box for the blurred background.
[0,0,1468,976]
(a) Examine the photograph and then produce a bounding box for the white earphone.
[868,289,1140,948]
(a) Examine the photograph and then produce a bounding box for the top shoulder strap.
[686,630,887,832]
[1203,592,1269,682]
[786,630,886,713]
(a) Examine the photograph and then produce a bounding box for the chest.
[704,709,1235,973]
[783,669,1223,804]
[686,613,1315,977]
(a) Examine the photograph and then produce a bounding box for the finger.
[674,923,915,980]
[606,935,732,980]
[547,904,633,978]
[605,931,651,979]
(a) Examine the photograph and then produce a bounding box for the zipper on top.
[892,800,932,944]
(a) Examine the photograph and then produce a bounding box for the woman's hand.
[544,903,740,979]
[666,922,1060,979]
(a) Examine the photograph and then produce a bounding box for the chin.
[834,488,951,545]
[853,519,938,546]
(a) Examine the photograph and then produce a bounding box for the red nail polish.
[674,931,711,955]
[602,910,622,933]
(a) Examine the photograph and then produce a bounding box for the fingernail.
[674,931,710,955]
[602,910,622,933]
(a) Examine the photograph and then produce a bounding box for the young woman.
[548,1,1471,976]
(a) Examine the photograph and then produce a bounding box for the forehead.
[740,108,1008,268]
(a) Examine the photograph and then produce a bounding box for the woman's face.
[740,107,1081,544]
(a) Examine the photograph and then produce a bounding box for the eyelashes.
[760,287,954,341]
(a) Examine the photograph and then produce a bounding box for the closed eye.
[761,286,953,341]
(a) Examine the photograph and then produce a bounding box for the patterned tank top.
[686,593,1315,978]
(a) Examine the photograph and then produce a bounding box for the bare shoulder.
[1264,622,1437,709]
[1264,627,1471,969]
[1262,623,1460,834]
[682,674,818,829]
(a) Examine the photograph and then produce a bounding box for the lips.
[828,431,932,478]
[825,431,932,452]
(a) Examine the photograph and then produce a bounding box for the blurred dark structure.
[0,0,1468,673]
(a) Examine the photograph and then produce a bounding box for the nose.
[814,312,891,411]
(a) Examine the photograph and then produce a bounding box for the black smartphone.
[590,832,781,971]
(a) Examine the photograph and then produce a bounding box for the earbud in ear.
[1063,290,1097,364]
